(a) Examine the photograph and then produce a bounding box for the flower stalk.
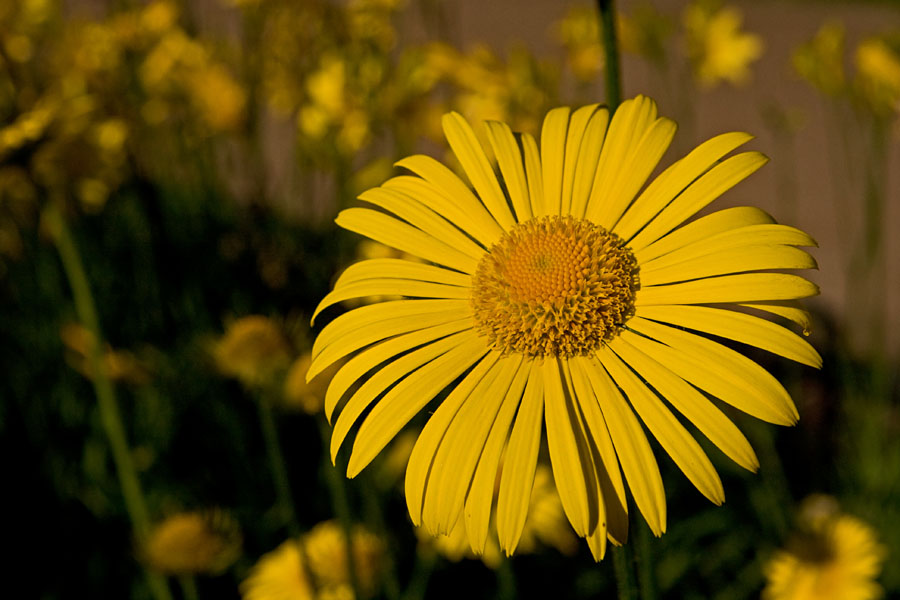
[596,0,622,112]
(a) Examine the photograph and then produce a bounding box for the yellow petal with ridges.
[485,121,532,223]
[636,305,821,368]
[497,361,544,555]
[314,279,469,320]
[611,334,759,472]
[348,334,487,478]
[334,259,472,289]
[584,355,666,535]
[560,104,600,215]
[640,245,817,286]
[627,316,798,424]
[628,151,768,251]
[358,187,487,260]
[569,108,610,218]
[540,107,571,216]
[740,302,812,332]
[614,132,755,242]
[634,206,775,264]
[443,112,515,230]
[406,352,500,526]
[332,331,472,464]
[637,273,819,306]
[325,318,473,422]
[464,359,529,554]
[522,132,546,218]
[336,208,478,274]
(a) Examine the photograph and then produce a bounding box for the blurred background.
[2,0,898,598]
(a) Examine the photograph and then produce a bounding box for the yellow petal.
[540,107,571,216]
[521,132,546,218]
[628,151,769,251]
[611,333,759,472]
[332,331,474,465]
[309,300,470,379]
[497,361,544,554]
[543,358,597,537]
[740,301,812,332]
[635,304,821,368]
[406,352,500,525]
[627,316,798,425]
[464,359,530,554]
[568,108,610,218]
[358,187,487,260]
[614,132,755,242]
[582,355,667,536]
[333,259,472,289]
[637,273,819,306]
[443,112,515,230]
[484,121,532,223]
[640,245,817,286]
[336,208,478,274]
[314,278,469,320]
[560,105,601,215]
[324,317,473,422]
[347,333,488,477]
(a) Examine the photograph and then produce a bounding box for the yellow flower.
[792,21,846,97]
[855,36,900,116]
[143,510,242,575]
[305,520,384,597]
[308,95,820,560]
[283,352,342,414]
[683,3,763,88]
[214,316,292,387]
[763,496,887,600]
[241,539,315,600]
[188,64,246,131]
[60,322,151,385]
[555,5,604,83]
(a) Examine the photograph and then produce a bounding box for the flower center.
[471,216,639,358]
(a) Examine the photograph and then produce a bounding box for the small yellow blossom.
[214,316,292,387]
[305,520,384,597]
[241,539,315,600]
[763,496,887,600]
[683,2,763,88]
[855,36,900,116]
[793,22,846,97]
[555,5,604,83]
[143,510,242,576]
[283,352,342,414]
[60,322,151,385]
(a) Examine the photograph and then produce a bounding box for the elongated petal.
[628,152,769,251]
[544,358,598,537]
[540,107,571,216]
[332,331,474,464]
[740,301,812,332]
[465,360,530,554]
[406,352,500,525]
[358,187,487,260]
[347,333,488,476]
[611,333,759,472]
[443,112,515,230]
[334,259,472,289]
[521,132,545,217]
[637,273,819,306]
[485,121,532,223]
[309,303,471,379]
[627,316,798,424]
[561,105,600,215]
[314,279,469,321]
[636,305,821,368]
[583,355,666,536]
[336,208,478,274]
[497,361,544,554]
[640,245,817,286]
[325,318,473,422]
[615,132,755,242]
[569,108,610,218]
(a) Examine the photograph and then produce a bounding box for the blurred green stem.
[402,550,437,600]
[318,419,362,600]
[45,203,172,600]
[178,576,199,600]
[255,393,301,538]
[497,556,517,600]
[636,521,657,600]
[612,542,638,600]
[596,0,622,112]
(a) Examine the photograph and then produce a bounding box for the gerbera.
[763,496,887,600]
[308,95,820,560]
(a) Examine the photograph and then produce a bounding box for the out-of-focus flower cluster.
[143,509,243,576]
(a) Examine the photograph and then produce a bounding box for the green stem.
[318,419,362,600]
[612,543,638,600]
[496,556,517,600]
[45,203,172,600]
[178,576,199,600]
[596,0,622,112]
[255,393,302,538]
[635,521,657,600]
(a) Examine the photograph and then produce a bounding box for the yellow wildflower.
[793,22,846,97]
[60,322,151,385]
[855,36,900,116]
[214,316,292,387]
[143,510,242,576]
[304,520,384,597]
[683,2,763,88]
[283,352,342,414]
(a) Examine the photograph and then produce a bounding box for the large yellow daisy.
[307,95,820,560]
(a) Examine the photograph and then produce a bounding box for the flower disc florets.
[471,215,640,358]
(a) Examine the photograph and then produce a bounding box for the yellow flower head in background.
[763,496,887,600]
[283,352,337,414]
[308,95,820,560]
[143,510,242,575]
[60,322,151,385]
[241,522,384,600]
[854,35,900,117]
[683,2,763,88]
[214,315,292,387]
[793,21,846,98]
[555,5,604,83]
